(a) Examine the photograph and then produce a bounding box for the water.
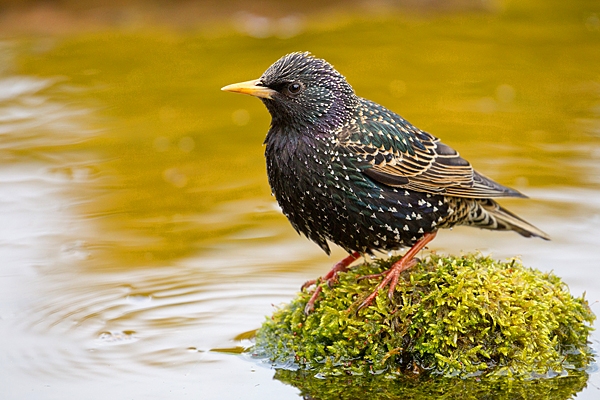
[1,1,599,398]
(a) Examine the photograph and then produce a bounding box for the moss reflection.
[273,368,590,400]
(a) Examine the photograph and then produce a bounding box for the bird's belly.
[271,163,449,253]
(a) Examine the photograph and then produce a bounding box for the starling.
[222,52,549,313]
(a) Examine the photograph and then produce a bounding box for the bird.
[221,52,549,314]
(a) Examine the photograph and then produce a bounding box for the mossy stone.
[253,254,595,378]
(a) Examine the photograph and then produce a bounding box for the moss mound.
[254,254,595,378]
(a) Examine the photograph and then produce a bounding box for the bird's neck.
[263,122,324,157]
[266,118,337,142]
[262,93,357,141]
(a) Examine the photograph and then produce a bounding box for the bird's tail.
[461,198,550,240]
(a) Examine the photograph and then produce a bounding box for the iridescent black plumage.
[222,52,548,310]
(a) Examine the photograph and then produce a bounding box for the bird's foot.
[357,257,418,311]
[303,251,361,314]
[357,257,420,282]
[356,269,391,282]
[356,231,438,312]
[304,285,324,315]
[301,278,317,291]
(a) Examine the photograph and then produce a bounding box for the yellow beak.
[221,79,276,99]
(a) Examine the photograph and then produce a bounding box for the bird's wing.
[339,100,525,199]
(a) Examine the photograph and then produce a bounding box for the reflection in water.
[272,368,590,400]
[0,1,600,398]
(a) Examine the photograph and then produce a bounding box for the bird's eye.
[287,82,303,95]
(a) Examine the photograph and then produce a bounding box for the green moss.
[253,254,595,378]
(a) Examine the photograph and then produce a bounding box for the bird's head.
[222,52,356,133]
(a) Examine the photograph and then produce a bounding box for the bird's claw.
[302,252,362,314]
[355,257,419,311]
[301,279,318,291]
[302,273,339,314]
[356,270,390,282]
[304,286,323,315]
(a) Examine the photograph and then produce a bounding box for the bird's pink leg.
[358,231,437,311]
[303,251,361,314]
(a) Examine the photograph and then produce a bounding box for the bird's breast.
[264,133,343,249]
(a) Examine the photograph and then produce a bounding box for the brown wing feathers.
[345,129,525,199]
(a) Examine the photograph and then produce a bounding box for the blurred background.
[0,0,599,399]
